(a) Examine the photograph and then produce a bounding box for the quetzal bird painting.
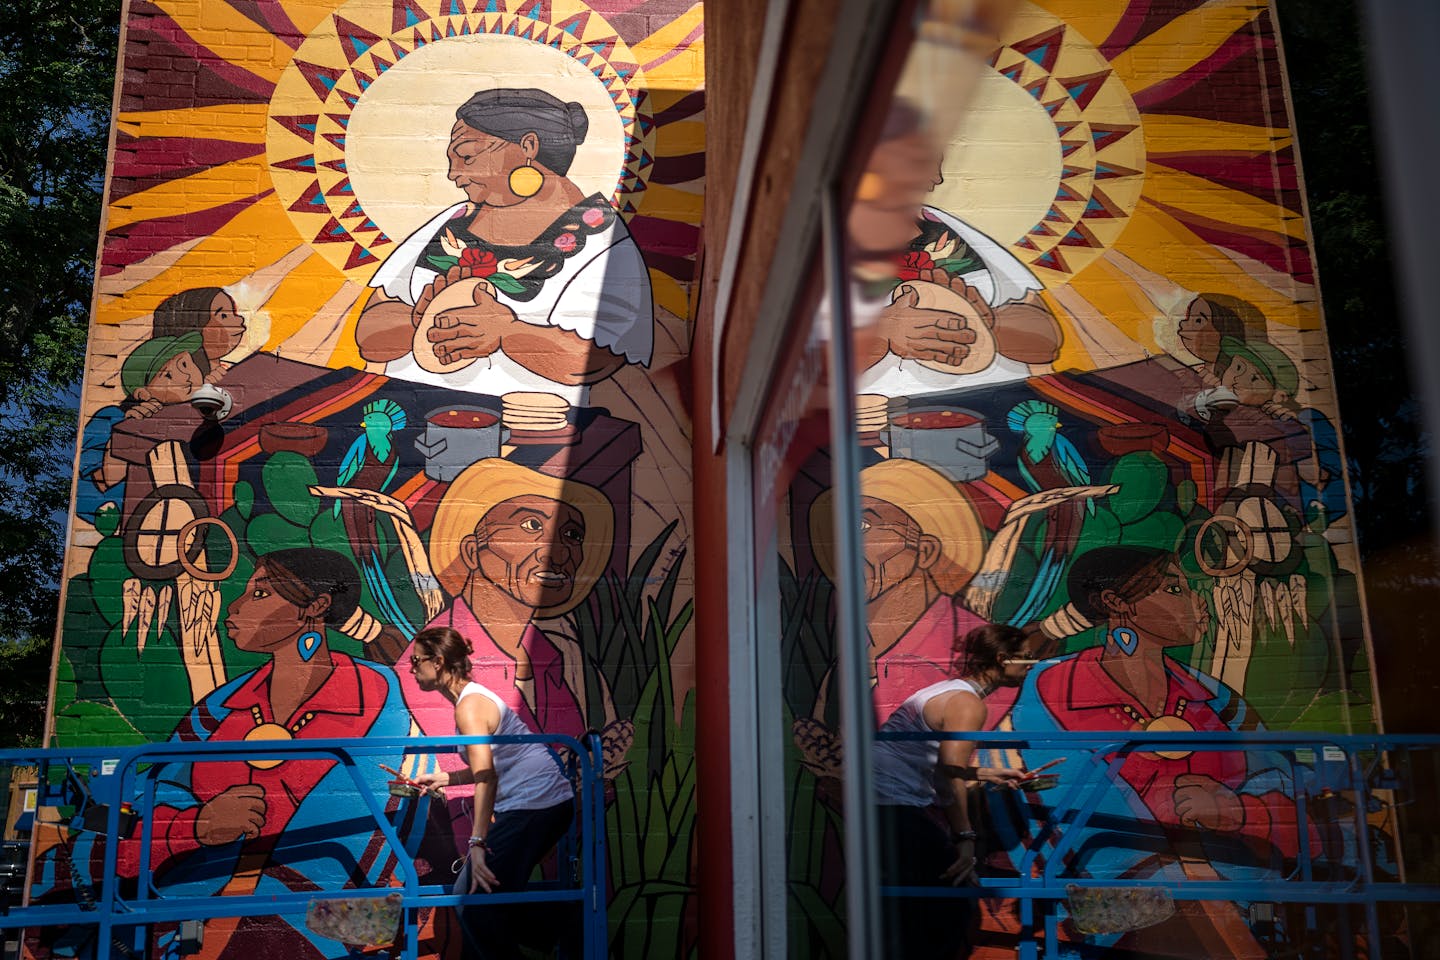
[1002,399,1095,626]
[335,398,416,634]
[1007,399,1091,494]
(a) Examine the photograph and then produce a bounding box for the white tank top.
[455,681,574,812]
[873,678,981,807]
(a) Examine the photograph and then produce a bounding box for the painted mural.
[781,2,1388,957]
[38,0,701,957]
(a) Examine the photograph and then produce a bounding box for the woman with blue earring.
[48,547,423,958]
[986,546,1336,956]
[297,614,324,661]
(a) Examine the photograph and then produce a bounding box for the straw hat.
[429,458,614,617]
[810,458,986,596]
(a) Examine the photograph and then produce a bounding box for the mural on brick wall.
[37,1,701,957]
[783,2,1388,957]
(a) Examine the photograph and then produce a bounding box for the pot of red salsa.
[886,405,998,481]
[415,405,507,481]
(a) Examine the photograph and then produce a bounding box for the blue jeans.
[451,798,576,959]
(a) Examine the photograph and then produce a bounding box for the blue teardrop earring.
[1110,625,1139,656]
[297,618,323,662]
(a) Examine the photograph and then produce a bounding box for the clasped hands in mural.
[875,279,989,368]
[413,264,515,365]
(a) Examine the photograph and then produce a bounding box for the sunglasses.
[408,654,437,667]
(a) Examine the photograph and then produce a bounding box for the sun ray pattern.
[972,0,1323,383]
[96,0,704,344]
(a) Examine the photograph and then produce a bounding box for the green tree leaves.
[0,2,120,681]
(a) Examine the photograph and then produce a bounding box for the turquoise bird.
[335,398,407,515]
[1007,399,1090,493]
[335,398,417,635]
[1003,400,1094,626]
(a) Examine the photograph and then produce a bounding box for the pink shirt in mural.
[871,594,1016,728]
[398,596,585,746]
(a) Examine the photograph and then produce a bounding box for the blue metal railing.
[0,733,607,960]
[874,730,1440,960]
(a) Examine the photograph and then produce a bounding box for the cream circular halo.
[922,7,1145,286]
[345,34,627,249]
[927,67,1062,249]
[265,3,655,281]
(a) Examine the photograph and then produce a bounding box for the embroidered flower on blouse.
[582,207,606,228]
[458,248,499,277]
[553,232,578,253]
[427,230,524,294]
[896,250,936,282]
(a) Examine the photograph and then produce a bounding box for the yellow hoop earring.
[508,161,543,198]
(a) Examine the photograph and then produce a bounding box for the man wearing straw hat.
[395,459,615,871]
[397,458,614,744]
[811,457,991,723]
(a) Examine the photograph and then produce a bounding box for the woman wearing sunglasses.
[409,625,575,959]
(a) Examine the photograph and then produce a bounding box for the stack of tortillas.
[502,392,571,440]
[855,394,900,452]
[855,394,892,435]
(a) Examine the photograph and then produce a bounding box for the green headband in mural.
[121,331,203,397]
[1217,336,1298,397]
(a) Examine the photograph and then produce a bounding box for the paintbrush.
[1020,757,1067,780]
[378,763,422,786]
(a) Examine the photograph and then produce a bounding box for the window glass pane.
[850,2,1390,956]
[844,10,1002,957]
[752,275,843,956]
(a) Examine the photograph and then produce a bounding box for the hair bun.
[565,102,589,142]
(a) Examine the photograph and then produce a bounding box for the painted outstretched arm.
[1235,753,1333,861]
[499,317,628,384]
[1168,768,1326,861]
[113,801,201,878]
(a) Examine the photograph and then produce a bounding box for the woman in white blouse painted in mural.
[355,88,652,407]
[846,102,1063,397]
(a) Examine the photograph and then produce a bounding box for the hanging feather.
[136,586,157,655]
[122,578,142,639]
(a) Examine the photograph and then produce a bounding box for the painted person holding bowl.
[356,88,652,406]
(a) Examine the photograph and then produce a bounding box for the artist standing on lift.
[410,626,575,959]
